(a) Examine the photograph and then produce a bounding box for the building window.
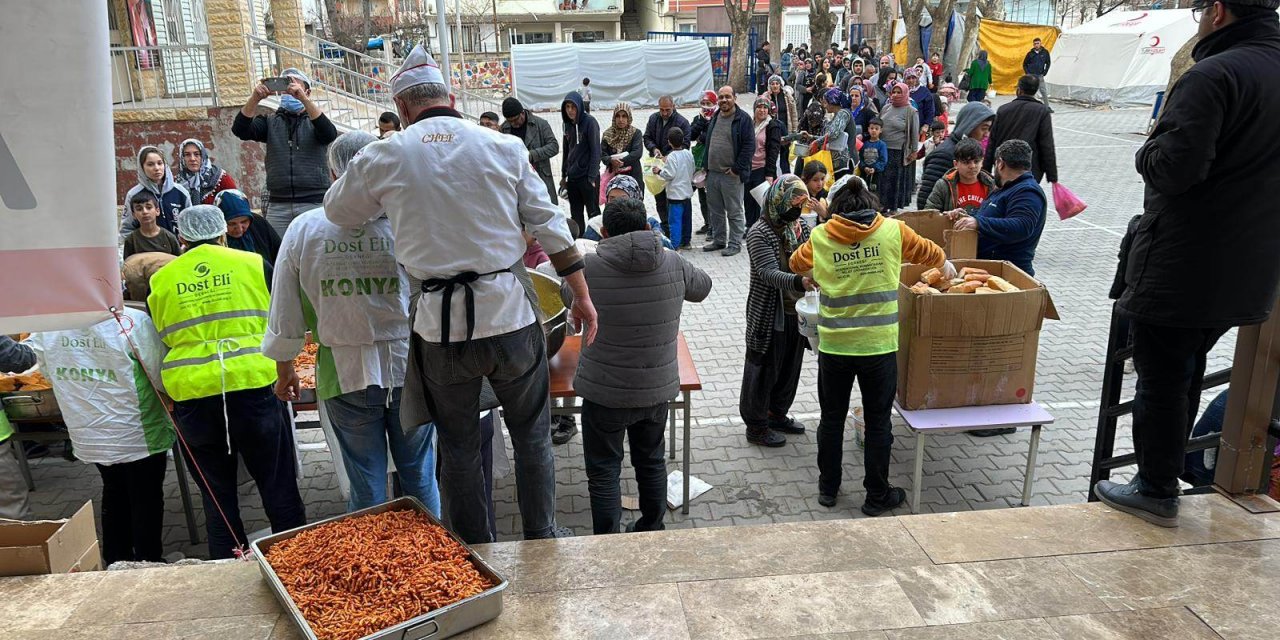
[511,32,554,44]
[679,23,695,33]
[571,30,605,43]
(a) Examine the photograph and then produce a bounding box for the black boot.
[746,426,786,447]
[768,415,806,435]
[861,487,906,517]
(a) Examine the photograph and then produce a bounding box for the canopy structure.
[977,18,1060,96]
[511,40,714,110]
[1045,9,1198,107]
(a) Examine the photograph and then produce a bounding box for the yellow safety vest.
[810,218,903,356]
[147,244,277,402]
[0,411,12,443]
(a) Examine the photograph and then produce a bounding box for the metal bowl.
[1,389,62,421]
[527,270,569,358]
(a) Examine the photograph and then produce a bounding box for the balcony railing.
[110,44,217,110]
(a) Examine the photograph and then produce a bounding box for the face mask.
[701,106,716,117]
[280,95,305,113]
[781,206,803,223]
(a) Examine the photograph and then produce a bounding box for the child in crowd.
[479,112,502,131]
[25,307,176,565]
[122,190,182,260]
[657,128,695,249]
[377,111,401,138]
[858,118,888,196]
[920,120,947,159]
[580,77,592,113]
[801,160,829,221]
[926,138,995,214]
[937,75,960,103]
[119,145,192,241]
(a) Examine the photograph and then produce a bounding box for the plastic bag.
[1053,182,1088,220]
[808,147,835,188]
[642,155,667,196]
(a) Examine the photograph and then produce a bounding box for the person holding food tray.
[789,176,952,517]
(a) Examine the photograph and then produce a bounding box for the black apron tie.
[421,269,507,347]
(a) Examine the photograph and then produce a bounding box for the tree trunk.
[842,0,854,50]
[902,0,924,64]
[874,0,894,54]
[726,0,758,92]
[927,0,957,62]
[808,0,837,54]
[957,0,1002,76]
[769,0,784,67]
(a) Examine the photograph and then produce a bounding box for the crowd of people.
[2,4,1277,562]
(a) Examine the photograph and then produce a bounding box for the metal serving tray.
[251,497,508,640]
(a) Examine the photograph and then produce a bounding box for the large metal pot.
[1,389,62,421]
[526,270,569,358]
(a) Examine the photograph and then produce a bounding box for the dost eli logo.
[194,262,211,278]
[1141,35,1166,55]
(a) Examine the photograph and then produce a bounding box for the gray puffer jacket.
[574,230,712,408]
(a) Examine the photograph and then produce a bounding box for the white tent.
[511,40,714,110]
[1044,9,1198,107]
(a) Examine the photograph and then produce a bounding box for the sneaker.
[745,426,786,447]
[817,493,837,508]
[1094,478,1179,528]
[551,416,578,445]
[625,520,666,533]
[701,242,726,252]
[969,428,1017,437]
[768,416,806,435]
[549,525,576,538]
[695,225,710,235]
[861,487,907,517]
[721,246,742,257]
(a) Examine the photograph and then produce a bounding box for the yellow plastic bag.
[809,147,835,188]
[642,155,666,196]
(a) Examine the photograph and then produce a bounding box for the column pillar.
[206,0,257,105]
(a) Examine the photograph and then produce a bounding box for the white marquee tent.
[511,40,714,110]
[1045,9,1198,107]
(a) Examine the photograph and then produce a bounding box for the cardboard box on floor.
[893,210,978,260]
[898,260,1059,410]
[0,501,101,576]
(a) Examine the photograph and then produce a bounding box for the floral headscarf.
[602,103,636,152]
[824,88,850,109]
[763,174,808,253]
[605,174,643,201]
[700,90,718,118]
[177,139,222,202]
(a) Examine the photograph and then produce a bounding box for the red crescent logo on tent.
[1149,36,1161,47]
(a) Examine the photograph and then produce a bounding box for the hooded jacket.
[983,95,1058,183]
[973,171,1047,275]
[1120,11,1280,328]
[561,91,601,181]
[925,168,997,212]
[232,106,338,203]
[119,146,193,242]
[789,212,946,278]
[916,101,995,209]
[574,230,712,408]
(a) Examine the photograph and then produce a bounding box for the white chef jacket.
[323,109,575,344]
[26,309,175,465]
[262,207,410,400]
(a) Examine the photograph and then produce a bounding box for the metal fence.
[646,31,733,88]
[248,35,393,132]
[109,44,217,110]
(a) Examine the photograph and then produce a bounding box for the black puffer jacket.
[1119,12,1280,328]
[916,101,995,209]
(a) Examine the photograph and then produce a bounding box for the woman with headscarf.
[965,50,993,102]
[745,97,783,228]
[788,99,828,175]
[177,139,237,205]
[766,74,798,135]
[905,68,935,131]
[689,90,718,236]
[600,103,644,187]
[583,175,675,250]
[848,85,877,141]
[802,88,854,176]
[214,189,282,266]
[740,176,814,448]
[877,82,921,213]
[118,145,192,242]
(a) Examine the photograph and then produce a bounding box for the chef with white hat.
[323,45,597,544]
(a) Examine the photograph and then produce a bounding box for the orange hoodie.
[789,213,945,276]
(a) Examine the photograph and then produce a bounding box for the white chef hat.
[391,45,446,97]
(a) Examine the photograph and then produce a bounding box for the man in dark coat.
[917,101,995,209]
[982,75,1058,185]
[1022,37,1052,108]
[1096,0,1280,528]
[643,95,691,233]
[501,97,560,204]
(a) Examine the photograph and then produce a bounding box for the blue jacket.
[561,91,601,181]
[974,171,1047,275]
[697,106,756,183]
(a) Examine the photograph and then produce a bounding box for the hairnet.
[176,205,227,242]
[327,130,377,178]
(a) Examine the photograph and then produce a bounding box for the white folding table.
[893,402,1055,513]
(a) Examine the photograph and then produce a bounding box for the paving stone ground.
[20,97,1237,557]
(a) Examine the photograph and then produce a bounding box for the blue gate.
[647,31,733,89]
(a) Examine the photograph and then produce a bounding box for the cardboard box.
[0,501,101,576]
[897,260,1058,410]
[893,210,978,260]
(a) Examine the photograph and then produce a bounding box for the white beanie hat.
[176,205,228,242]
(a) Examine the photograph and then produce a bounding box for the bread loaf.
[986,276,1019,293]
[949,281,984,294]
[963,273,991,283]
[960,267,990,278]
[974,287,999,295]
[909,282,932,294]
[920,268,943,286]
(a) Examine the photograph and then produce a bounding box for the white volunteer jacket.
[262,208,409,400]
[27,308,174,466]
[323,109,575,344]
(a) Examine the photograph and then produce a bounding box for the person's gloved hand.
[941,260,958,281]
